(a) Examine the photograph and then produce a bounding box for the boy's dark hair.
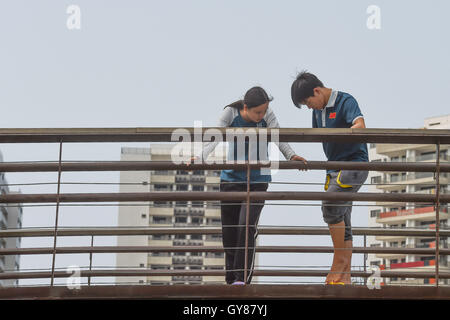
[291,71,324,108]
[225,86,273,110]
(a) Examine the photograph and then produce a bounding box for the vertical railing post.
[50,139,63,287]
[434,142,441,287]
[364,234,367,286]
[244,161,251,284]
[88,235,94,286]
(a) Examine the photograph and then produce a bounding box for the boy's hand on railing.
[290,155,308,171]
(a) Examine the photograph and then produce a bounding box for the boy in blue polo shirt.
[291,71,369,285]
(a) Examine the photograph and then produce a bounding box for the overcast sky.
[0,0,449,286]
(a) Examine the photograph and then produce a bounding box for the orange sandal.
[327,281,345,285]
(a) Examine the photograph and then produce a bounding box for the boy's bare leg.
[326,221,347,283]
[342,240,353,284]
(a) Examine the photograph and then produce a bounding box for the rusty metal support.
[244,161,251,284]
[50,140,63,286]
[435,142,441,287]
[88,235,94,286]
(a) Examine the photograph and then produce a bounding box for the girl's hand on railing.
[186,156,199,166]
[290,155,308,171]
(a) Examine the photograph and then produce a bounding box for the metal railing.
[0,128,450,289]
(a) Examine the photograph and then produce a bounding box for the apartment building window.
[415,172,434,179]
[176,201,188,207]
[192,201,204,208]
[152,216,171,224]
[151,235,170,241]
[206,234,222,241]
[154,184,170,191]
[190,266,202,270]
[176,184,188,191]
[370,210,381,218]
[420,256,434,262]
[151,265,170,270]
[193,170,204,175]
[192,185,204,192]
[151,252,169,257]
[206,218,221,226]
[191,217,202,225]
[154,201,169,207]
[419,151,435,161]
[389,242,398,247]
[371,176,381,184]
[175,217,187,224]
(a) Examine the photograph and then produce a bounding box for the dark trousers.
[220,181,268,284]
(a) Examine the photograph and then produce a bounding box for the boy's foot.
[326,281,345,285]
[232,281,245,285]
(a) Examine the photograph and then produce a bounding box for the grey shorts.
[322,170,368,241]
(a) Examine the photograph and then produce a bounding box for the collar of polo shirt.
[324,89,338,109]
[321,89,338,127]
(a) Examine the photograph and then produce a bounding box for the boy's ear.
[313,87,321,96]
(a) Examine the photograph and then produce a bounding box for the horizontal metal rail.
[1,128,448,288]
[1,285,450,300]
[0,127,450,143]
[1,226,448,238]
[0,269,448,280]
[1,191,449,203]
[0,160,449,172]
[1,245,449,256]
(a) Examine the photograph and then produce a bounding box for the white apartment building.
[116,144,226,285]
[0,151,23,287]
[367,115,450,285]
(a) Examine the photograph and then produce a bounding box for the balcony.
[408,153,448,162]
[172,257,187,265]
[384,259,448,271]
[151,174,175,184]
[187,257,203,265]
[376,206,450,224]
[190,176,206,183]
[175,176,189,183]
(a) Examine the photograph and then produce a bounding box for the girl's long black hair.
[225,86,273,110]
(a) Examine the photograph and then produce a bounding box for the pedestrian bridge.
[0,128,449,299]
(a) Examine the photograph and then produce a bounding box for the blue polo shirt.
[221,110,271,183]
[312,90,369,172]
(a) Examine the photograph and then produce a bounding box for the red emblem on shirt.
[329,112,336,119]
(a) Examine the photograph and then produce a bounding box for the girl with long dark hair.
[193,86,307,285]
